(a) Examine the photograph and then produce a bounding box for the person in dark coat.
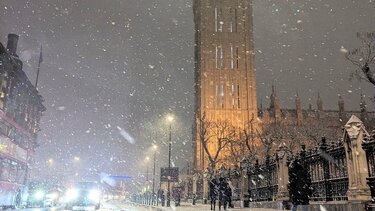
[225,182,232,208]
[288,159,312,211]
[174,191,181,206]
[161,190,165,207]
[218,178,227,210]
[209,178,218,210]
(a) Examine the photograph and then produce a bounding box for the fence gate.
[293,138,348,201]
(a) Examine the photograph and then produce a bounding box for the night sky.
[0,0,374,183]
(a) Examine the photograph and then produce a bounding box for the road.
[15,201,286,211]
[15,201,153,211]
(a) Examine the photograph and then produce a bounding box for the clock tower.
[193,0,258,171]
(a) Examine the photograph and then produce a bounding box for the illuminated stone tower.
[193,0,258,171]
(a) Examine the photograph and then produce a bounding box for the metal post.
[152,151,156,205]
[167,124,171,207]
[146,165,149,182]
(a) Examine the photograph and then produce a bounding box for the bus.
[0,111,33,209]
[0,35,45,209]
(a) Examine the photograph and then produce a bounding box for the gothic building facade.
[193,0,258,171]
[262,85,374,127]
[192,0,374,173]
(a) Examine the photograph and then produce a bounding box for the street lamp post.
[145,156,150,205]
[167,124,171,207]
[166,114,173,207]
[152,145,157,205]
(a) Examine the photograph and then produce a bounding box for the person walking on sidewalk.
[218,177,228,210]
[288,159,311,211]
[175,191,181,207]
[161,190,165,207]
[209,178,218,210]
[225,182,232,208]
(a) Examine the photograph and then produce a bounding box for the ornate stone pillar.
[240,168,249,207]
[192,174,197,195]
[343,115,371,201]
[276,147,289,201]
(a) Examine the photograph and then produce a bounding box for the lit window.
[215,82,218,109]
[237,84,240,109]
[221,83,224,109]
[236,47,239,69]
[230,45,234,69]
[216,46,224,69]
[232,82,235,109]
[214,7,218,32]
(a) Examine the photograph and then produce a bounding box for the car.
[63,182,102,210]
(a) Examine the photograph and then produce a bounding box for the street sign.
[160,167,179,182]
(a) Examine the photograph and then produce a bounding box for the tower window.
[214,7,218,32]
[231,82,235,109]
[220,47,223,68]
[221,83,225,109]
[216,8,223,32]
[215,82,219,109]
[229,8,238,33]
[237,84,240,109]
[235,47,239,69]
[234,8,238,32]
[215,46,218,68]
[230,45,234,69]
[216,46,224,69]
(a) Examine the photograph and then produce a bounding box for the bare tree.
[198,113,236,171]
[257,122,314,156]
[256,118,342,156]
[298,119,341,146]
[224,136,247,166]
[241,117,259,160]
[345,31,375,86]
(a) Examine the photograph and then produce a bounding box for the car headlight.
[34,190,45,200]
[88,189,101,202]
[65,188,79,202]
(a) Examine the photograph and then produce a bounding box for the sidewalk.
[130,201,286,211]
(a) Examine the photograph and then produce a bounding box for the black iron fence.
[247,156,278,201]
[294,138,348,201]
[242,137,348,202]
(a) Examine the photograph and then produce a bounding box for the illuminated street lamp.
[166,114,174,207]
[73,156,80,162]
[47,158,54,165]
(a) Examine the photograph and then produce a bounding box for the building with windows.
[193,0,258,172]
[0,34,45,208]
[192,0,375,173]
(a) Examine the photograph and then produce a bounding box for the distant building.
[0,34,45,207]
[261,85,374,129]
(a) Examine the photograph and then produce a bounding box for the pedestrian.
[175,191,181,206]
[225,182,232,208]
[288,159,311,211]
[161,190,165,207]
[218,177,227,210]
[209,178,218,210]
